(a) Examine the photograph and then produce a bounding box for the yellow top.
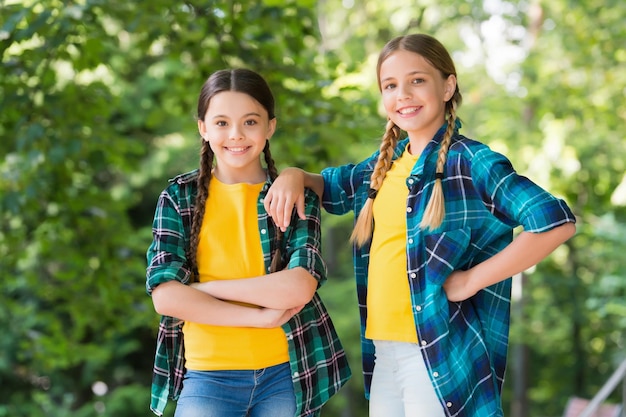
[365,146,419,343]
[183,177,289,370]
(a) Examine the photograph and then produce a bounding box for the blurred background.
[1,0,625,416]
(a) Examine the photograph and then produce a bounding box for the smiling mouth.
[225,146,249,152]
[398,107,420,115]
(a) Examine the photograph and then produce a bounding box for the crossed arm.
[151,267,317,329]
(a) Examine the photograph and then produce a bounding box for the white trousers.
[369,340,446,417]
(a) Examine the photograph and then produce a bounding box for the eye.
[412,77,425,84]
[244,119,258,126]
[215,120,227,127]
[382,82,396,90]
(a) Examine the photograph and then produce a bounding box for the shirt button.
[408,178,414,184]
[446,402,452,408]
[408,238,414,244]
[261,229,267,234]
[421,340,427,346]
[415,305,422,312]
[410,272,416,279]
[433,371,439,377]
[293,372,299,378]
[406,207,412,213]
[259,198,264,203]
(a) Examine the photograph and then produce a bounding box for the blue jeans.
[174,362,296,417]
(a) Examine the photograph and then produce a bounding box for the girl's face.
[198,91,276,184]
[379,50,456,144]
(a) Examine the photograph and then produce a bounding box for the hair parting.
[350,33,463,246]
[188,69,284,280]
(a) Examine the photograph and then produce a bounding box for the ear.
[197,119,208,142]
[266,117,277,140]
[444,74,457,102]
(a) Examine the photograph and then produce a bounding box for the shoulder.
[302,187,321,215]
[169,169,199,185]
[448,135,489,155]
[160,169,199,205]
[448,135,513,168]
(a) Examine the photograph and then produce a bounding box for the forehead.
[206,91,266,117]
[379,50,438,80]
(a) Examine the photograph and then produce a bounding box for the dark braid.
[263,141,285,273]
[191,68,278,279]
[188,141,214,282]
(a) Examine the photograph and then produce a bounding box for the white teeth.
[227,147,246,152]
[399,107,418,114]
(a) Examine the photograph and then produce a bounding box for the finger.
[296,194,306,220]
[282,198,293,228]
[263,192,273,216]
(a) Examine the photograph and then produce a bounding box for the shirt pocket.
[423,227,472,286]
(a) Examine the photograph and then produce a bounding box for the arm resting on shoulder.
[264,168,324,229]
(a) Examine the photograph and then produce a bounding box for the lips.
[397,106,420,115]
[225,146,250,153]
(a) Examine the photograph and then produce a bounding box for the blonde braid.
[350,119,401,246]
[420,100,458,230]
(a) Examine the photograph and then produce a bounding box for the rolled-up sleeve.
[472,148,576,232]
[285,189,327,286]
[146,190,191,295]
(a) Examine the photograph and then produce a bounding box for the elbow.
[562,221,577,241]
[292,269,319,305]
[278,267,318,307]
[292,289,316,306]
[151,281,178,316]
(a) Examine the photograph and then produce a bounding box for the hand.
[442,270,477,302]
[256,305,305,328]
[264,168,306,231]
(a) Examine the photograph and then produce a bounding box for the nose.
[397,81,412,100]
[229,125,244,140]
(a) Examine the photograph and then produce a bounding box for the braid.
[350,119,401,246]
[420,98,459,230]
[263,140,279,181]
[263,140,285,273]
[188,141,214,282]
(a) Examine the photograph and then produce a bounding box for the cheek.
[381,94,396,114]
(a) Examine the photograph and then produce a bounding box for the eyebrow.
[381,70,428,84]
[211,112,262,119]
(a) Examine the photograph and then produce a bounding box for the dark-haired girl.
[146,68,350,417]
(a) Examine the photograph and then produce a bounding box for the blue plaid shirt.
[146,170,351,417]
[321,124,576,416]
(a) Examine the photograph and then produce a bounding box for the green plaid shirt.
[146,170,351,416]
[321,123,576,416]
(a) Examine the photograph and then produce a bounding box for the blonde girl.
[264,34,576,417]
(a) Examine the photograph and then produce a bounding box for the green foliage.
[1,0,624,416]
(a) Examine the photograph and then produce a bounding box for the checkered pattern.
[146,170,351,416]
[321,123,576,416]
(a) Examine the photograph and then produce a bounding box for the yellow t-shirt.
[183,177,289,370]
[365,146,419,343]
